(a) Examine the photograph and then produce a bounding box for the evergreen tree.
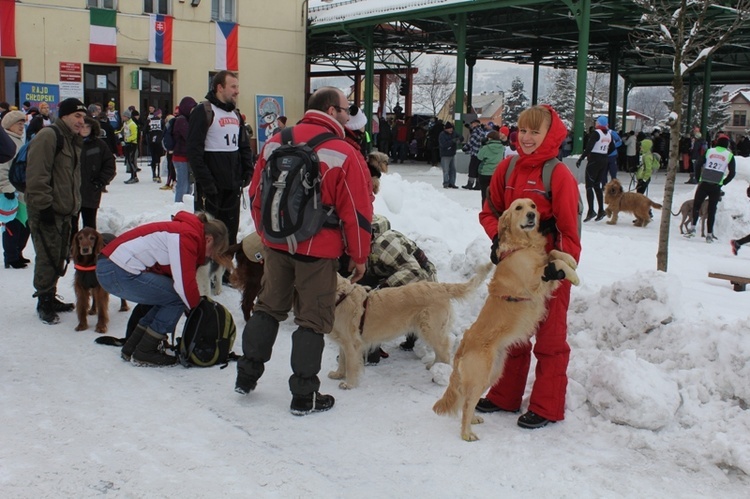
[502,76,529,125]
[668,85,731,136]
[544,70,576,126]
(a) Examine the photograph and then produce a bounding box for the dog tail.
[670,208,681,216]
[433,383,461,416]
[442,262,493,300]
[651,201,663,210]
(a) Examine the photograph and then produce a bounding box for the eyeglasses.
[332,105,350,115]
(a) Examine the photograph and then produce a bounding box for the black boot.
[132,328,177,366]
[595,210,607,221]
[399,333,417,351]
[583,211,597,222]
[290,391,335,416]
[37,293,60,325]
[461,179,476,190]
[121,324,147,361]
[51,295,75,313]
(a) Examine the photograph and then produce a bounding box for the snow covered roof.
[308,0,471,26]
[726,88,750,105]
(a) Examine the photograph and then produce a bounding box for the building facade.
[0,0,306,142]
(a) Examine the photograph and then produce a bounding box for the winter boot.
[583,210,597,222]
[51,295,75,313]
[731,239,741,256]
[595,209,607,222]
[131,328,177,366]
[121,324,147,361]
[290,391,335,416]
[399,333,417,351]
[37,293,60,325]
[517,410,555,429]
[124,176,139,184]
[705,233,716,244]
[684,224,696,238]
[461,178,476,190]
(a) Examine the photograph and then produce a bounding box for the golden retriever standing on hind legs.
[603,179,662,227]
[433,199,580,441]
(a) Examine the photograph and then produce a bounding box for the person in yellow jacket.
[118,110,139,184]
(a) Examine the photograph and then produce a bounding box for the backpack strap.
[202,100,213,126]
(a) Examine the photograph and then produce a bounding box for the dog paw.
[74,323,88,332]
[461,431,480,442]
[472,414,484,425]
[338,381,354,390]
[95,324,108,334]
[328,370,344,380]
[606,220,616,225]
[87,308,96,316]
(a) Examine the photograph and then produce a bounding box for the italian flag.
[0,0,16,57]
[90,8,117,63]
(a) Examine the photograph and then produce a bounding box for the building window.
[733,110,747,127]
[144,0,169,15]
[87,0,117,9]
[212,0,236,22]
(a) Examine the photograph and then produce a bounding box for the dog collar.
[500,295,531,302]
[74,263,97,272]
[499,248,519,261]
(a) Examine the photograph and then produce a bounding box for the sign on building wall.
[59,62,83,101]
[19,82,60,115]
[255,95,285,152]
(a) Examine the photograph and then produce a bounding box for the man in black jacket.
[187,70,253,245]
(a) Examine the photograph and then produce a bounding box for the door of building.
[84,65,120,111]
[140,69,173,117]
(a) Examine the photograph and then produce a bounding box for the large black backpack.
[259,127,341,254]
[178,297,237,368]
[9,127,63,193]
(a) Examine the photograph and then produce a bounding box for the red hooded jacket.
[250,109,373,263]
[479,105,581,261]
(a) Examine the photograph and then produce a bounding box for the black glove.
[576,159,582,168]
[490,235,500,265]
[39,206,56,225]
[3,192,14,200]
[91,179,104,191]
[541,262,566,282]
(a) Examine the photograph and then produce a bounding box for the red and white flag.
[0,0,16,57]
[90,8,117,63]
[215,22,238,71]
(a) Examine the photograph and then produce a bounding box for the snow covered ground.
[1,156,749,498]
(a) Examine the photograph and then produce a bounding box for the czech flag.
[0,0,17,57]
[148,14,173,64]
[215,21,238,71]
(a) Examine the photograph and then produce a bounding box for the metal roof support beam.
[700,57,712,138]
[686,74,694,134]
[532,50,541,105]
[364,28,375,137]
[571,0,591,154]
[622,78,629,132]
[467,56,476,110]
[608,43,619,129]
[445,13,468,131]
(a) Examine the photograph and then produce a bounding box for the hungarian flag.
[90,8,117,63]
[215,21,238,71]
[0,0,16,57]
[148,14,173,64]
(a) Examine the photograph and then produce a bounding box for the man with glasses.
[235,86,373,416]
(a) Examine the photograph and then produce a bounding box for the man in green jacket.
[26,98,86,324]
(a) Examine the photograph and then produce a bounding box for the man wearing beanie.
[686,134,735,243]
[576,115,614,221]
[25,97,87,324]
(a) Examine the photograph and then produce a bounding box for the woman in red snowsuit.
[477,105,581,429]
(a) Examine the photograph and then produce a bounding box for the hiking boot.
[475,398,520,414]
[37,294,60,325]
[4,260,27,269]
[684,225,696,238]
[124,177,139,184]
[583,211,597,222]
[132,328,177,366]
[159,184,172,191]
[731,239,741,256]
[595,210,607,221]
[399,333,417,351]
[121,324,147,361]
[365,347,382,366]
[290,392,335,416]
[461,183,474,190]
[517,410,555,429]
[51,295,74,313]
[706,233,715,244]
[235,373,256,395]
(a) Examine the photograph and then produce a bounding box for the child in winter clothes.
[476,130,505,206]
[636,138,660,194]
[0,111,30,268]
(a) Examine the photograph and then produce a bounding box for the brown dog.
[671,199,708,236]
[433,198,579,441]
[328,262,493,389]
[229,233,265,321]
[604,179,662,227]
[71,228,129,333]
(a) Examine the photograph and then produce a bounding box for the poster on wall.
[19,82,60,115]
[255,95,284,152]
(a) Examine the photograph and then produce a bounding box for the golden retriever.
[433,198,579,441]
[328,263,493,389]
[671,198,708,236]
[603,179,662,227]
[71,228,129,334]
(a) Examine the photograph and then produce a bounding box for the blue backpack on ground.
[9,127,63,193]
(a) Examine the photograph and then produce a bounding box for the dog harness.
[334,290,369,335]
[499,295,531,302]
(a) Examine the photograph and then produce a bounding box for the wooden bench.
[708,272,750,292]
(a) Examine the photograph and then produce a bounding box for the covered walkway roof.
[308,0,750,86]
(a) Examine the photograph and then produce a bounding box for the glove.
[541,262,566,282]
[39,206,56,225]
[91,179,104,191]
[576,159,582,168]
[203,183,218,197]
[490,235,500,265]
[3,192,14,200]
